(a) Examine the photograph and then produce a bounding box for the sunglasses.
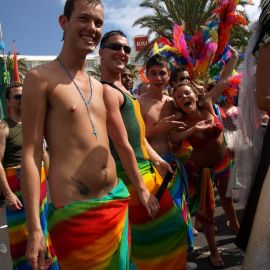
[11,94,22,100]
[179,76,191,82]
[102,43,131,54]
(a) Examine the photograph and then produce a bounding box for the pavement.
[0,190,245,270]
[188,191,244,270]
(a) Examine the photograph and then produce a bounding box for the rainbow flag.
[116,160,188,270]
[5,166,59,270]
[48,180,130,270]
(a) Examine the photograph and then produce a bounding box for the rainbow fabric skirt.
[185,161,216,224]
[116,160,188,270]
[5,166,59,270]
[48,180,130,270]
[162,153,194,252]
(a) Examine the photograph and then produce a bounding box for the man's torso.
[37,61,118,207]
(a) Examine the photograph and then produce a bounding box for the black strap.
[100,80,123,92]
[100,80,126,109]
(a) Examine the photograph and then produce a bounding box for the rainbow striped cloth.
[185,161,215,224]
[116,160,188,270]
[48,180,130,270]
[5,166,59,270]
[162,153,194,252]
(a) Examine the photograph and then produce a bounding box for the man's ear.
[59,15,68,31]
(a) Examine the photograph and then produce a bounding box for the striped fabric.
[5,166,59,270]
[185,161,216,224]
[174,140,193,164]
[116,160,188,270]
[210,150,231,182]
[162,153,194,252]
[48,180,130,270]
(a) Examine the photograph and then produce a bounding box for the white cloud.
[103,0,152,45]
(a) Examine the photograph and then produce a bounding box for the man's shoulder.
[138,93,154,103]
[25,60,57,82]
[0,120,9,137]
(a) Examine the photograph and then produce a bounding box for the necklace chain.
[56,57,98,139]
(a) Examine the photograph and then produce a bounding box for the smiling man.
[100,31,191,270]
[138,54,196,270]
[20,1,130,270]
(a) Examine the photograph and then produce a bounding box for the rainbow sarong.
[116,160,187,270]
[48,180,130,270]
[185,161,216,224]
[5,166,59,270]
[162,153,194,252]
[210,149,231,184]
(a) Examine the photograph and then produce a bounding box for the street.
[189,191,244,269]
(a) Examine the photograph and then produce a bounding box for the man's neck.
[147,87,164,101]
[58,49,87,72]
[100,67,121,84]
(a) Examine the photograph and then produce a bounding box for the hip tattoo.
[71,177,90,196]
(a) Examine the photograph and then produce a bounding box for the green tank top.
[3,117,22,168]
[101,81,149,162]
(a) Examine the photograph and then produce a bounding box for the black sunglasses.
[179,76,191,82]
[102,43,131,54]
[12,94,22,100]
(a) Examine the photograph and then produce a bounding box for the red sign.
[134,36,149,52]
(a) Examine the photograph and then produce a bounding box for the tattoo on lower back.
[71,177,90,196]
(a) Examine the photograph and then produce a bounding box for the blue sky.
[0,0,260,56]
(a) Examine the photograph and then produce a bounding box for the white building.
[18,45,144,72]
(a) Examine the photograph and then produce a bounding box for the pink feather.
[173,23,190,64]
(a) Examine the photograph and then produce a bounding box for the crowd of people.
[0,0,269,270]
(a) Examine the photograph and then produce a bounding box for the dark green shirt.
[3,117,22,168]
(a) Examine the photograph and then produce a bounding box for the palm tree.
[134,0,217,39]
[87,64,101,80]
[87,64,139,81]
[126,64,139,80]
[134,0,250,60]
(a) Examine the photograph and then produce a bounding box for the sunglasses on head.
[102,43,131,54]
[179,76,191,82]
[12,94,22,100]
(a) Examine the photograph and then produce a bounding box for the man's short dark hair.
[145,54,169,74]
[169,66,188,86]
[100,30,127,48]
[5,82,23,99]
[63,0,103,20]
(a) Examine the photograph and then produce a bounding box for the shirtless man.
[100,31,190,269]
[21,1,130,270]
[138,54,196,270]
[138,54,186,156]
